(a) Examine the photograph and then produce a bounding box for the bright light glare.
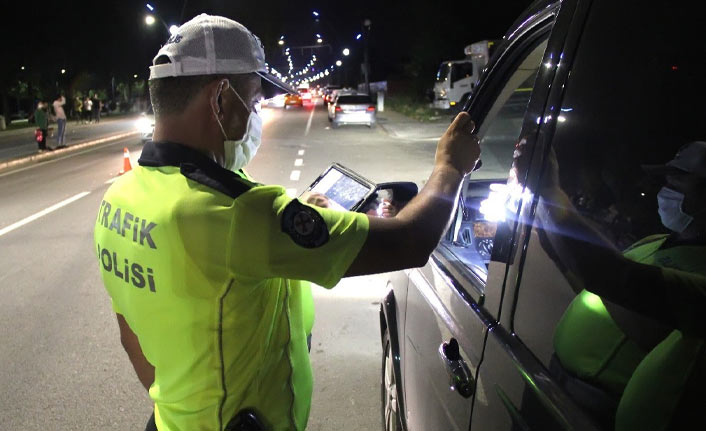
[133,74,138,78]
[342,48,350,56]
[169,25,179,35]
[61,69,66,74]
[136,117,153,134]
[479,184,509,222]
[278,40,284,45]
[336,60,342,66]
[316,38,323,43]
[356,33,362,40]
[145,15,156,25]
[146,3,154,11]
[312,11,319,17]
[479,182,531,222]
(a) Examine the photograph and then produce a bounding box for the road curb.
[0,131,140,172]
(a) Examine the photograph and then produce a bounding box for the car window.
[337,96,372,104]
[439,37,549,283]
[450,62,474,82]
[511,3,706,429]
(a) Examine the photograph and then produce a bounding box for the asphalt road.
[0,100,437,430]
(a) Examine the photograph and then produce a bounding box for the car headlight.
[136,117,153,134]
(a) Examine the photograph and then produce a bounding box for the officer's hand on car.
[435,112,481,177]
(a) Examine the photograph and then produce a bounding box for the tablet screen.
[309,167,372,211]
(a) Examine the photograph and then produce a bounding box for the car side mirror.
[358,181,418,217]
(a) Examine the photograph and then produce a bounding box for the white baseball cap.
[149,14,295,98]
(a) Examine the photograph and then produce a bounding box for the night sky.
[1,0,532,99]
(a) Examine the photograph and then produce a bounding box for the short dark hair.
[149,74,226,117]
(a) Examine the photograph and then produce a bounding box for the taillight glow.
[366,106,375,112]
[335,106,342,112]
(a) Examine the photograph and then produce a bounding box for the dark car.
[379,1,705,430]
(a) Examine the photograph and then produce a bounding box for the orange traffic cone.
[119,147,132,175]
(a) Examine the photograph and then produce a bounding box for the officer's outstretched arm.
[346,112,480,276]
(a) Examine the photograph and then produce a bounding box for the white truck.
[432,40,497,110]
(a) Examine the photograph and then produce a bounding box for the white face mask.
[212,85,262,172]
[657,186,694,232]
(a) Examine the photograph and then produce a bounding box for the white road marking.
[0,191,91,238]
[286,188,297,197]
[294,158,303,167]
[105,177,119,184]
[290,170,301,181]
[297,149,305,156]
[304,106,315,136]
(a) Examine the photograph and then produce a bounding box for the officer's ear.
[211,78,231,116]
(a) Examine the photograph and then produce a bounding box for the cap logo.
[165,34,183,45]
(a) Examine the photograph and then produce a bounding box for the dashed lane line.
[0,192,91,238]
[294,158,303,167]
[290,170,301,181]
[304,106,315,136]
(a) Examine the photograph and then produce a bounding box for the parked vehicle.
[377,0,706,430]
[432,40,497,110]
[331,94,376,129]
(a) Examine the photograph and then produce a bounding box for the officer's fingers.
[448,112,472,133]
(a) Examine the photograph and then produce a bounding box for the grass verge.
[385,94,452,122]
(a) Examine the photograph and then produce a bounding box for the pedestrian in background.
[33,101,51,152]
[74,95,83,124]
[92,93,101,123]
[53,94,67,148]
[83,96,92,123]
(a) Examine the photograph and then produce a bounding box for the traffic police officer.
[94,14,480,431]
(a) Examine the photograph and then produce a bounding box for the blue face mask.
[657,186,694,232]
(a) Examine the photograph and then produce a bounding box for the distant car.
[299,88,312,103]
[136,107,154,142]
[331,94,376,128]
[284,93,303,108]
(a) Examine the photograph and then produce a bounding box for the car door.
[400,5,561,430]
[472,1,706,430]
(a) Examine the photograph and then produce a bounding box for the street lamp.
[134,74,138,79]
[342,48,350,56]
[61,69,66,74]
[145,15,156,25]
[20,66,25,70]
[336,60,342,67]
[278,40,284,46]
[316,38,323,44]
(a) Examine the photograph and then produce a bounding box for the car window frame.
[432,18,557,307]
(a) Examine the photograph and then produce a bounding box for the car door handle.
[439,339,475,398]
